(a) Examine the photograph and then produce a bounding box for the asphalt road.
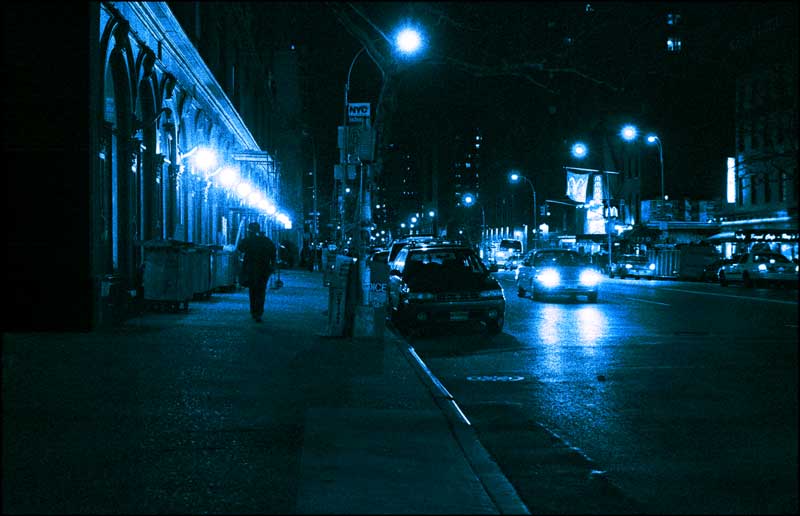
[408,273,798,514]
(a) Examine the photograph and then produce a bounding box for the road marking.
[624,297,671,306]
[661,287,799,305]
[466,375,526,382]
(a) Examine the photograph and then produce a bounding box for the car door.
[726,253,749,282]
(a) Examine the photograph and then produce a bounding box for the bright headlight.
[537,268,560,288]
[758,263,767,272]
[625,263,633,269]
[579,269,602,286]
[648,263,656,270]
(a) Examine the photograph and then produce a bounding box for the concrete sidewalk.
[2,268,528,514]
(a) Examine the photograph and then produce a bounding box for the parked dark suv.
[388,242,506,335]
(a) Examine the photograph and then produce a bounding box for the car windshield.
[534,251,583,266]
[405,249,486,277]
[499,240,522,252]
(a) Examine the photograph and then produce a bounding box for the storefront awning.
[707,231,736,241]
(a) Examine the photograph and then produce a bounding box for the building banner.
[566,171,590,203]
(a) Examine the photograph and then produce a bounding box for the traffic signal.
[540,203,548,216]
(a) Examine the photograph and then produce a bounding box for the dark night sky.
[263,2,796,221]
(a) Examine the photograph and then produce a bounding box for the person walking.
[237,221,277,322]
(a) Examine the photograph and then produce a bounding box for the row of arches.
[93,5,281,296]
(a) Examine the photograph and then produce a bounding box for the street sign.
[348,103,370,122]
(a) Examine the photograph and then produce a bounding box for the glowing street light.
[395,27,423,55]
[509,171,538,250]
[218,167,239,187]
[462,193,487,257]
[193,147,218,171]
[620,124,638,142]
[571,142,588,159]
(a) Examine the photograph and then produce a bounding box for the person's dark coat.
[237,232,277,285]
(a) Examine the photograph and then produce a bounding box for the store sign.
[734,231,799,241]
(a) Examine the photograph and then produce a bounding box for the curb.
[387,329,531,515]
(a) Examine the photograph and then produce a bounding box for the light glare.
[396,28,422,55]
[621,125,638,141]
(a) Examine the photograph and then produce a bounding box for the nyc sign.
[348,103,370,122]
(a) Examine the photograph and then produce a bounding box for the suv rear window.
[499,239,522,252]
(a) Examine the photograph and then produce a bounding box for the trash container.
[190,245,212,300]
[142,239,192,312]
[327,255,354,336]
[210,245,237,292]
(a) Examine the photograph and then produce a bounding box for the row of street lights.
[189,146,293,229]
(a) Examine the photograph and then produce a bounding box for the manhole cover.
[466,375,525,382]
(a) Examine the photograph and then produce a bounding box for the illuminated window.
[667,37,682,53]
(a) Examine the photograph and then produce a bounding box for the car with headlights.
[718,251,799,288]
[611,254,656,279]
[388,242,506,335]
[515,248,602,302]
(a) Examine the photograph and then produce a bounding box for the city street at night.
[4,1,798,514]
[407,272,798,514]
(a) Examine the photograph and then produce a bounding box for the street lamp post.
[647,135,665,201]
[462,193,487,259]
[340,27,424,338]
[509,172,537,251]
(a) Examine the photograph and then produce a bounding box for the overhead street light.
[620,124,638,142]
[646,134,666,201]
[509,171,538,250]
[341,23,426,338]
[571,142,588,159]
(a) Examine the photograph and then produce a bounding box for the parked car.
[387,235,439,265]
[718,252,799,288]
[387,242,506,335]
[610,254,656,279]
[699,257,736,282]
[515,248,602,302]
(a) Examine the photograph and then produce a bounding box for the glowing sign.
[727,157,736,204]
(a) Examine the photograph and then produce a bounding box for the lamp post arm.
[657,139,665,201]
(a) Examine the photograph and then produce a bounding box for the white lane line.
[624,297,671,306]
[661,287,799,305]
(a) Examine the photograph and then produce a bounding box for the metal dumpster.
[190,245,213,300]
[210,245,238,292]
[142,240,192,312]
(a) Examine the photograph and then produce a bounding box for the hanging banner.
[566,171,590,203]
